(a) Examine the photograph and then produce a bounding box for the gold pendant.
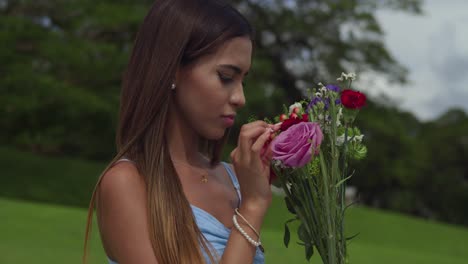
[201,174,208,183]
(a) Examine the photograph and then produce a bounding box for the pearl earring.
[171,83,176,90]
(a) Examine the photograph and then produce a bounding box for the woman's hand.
[230,121,280,213]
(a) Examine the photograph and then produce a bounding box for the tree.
[232,0,422,99]
[417,109,468,225]
[1,0,423,159]
[0,0,151,159]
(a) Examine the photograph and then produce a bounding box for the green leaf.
[247,115,258,123]
[283,217,297,248]
[305,243,314,261]
[283,223,291,248]
[335,174,353,188]
[282,104,289,115]
[263,116,273,124]
[347,232,360,241]
[285,196,296,214]
[297,223,309,242]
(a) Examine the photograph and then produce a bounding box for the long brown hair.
[83,0,253,263]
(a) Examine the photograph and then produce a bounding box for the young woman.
[83,0,279,263]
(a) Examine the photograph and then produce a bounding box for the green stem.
[320,153,336,264]
[276,169,316,247]
[340,126,349,262]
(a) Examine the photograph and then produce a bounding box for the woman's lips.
[221,115,235,126]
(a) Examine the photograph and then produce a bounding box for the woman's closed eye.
[218,72,234,84]
[218,72,247,88]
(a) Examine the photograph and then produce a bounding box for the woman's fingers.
[237,121,268,145]
[230,148,237,163]
[251,129,273,159]
[272,122,282,131]
[236,120,280,165]
[239,126,269,157]
[262,143,273,161]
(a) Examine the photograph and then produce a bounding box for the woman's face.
[174,36,252,140]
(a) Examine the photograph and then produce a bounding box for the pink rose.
[270,122,323,168]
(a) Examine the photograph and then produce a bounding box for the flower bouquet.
[269,73,367,263]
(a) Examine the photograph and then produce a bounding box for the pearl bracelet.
[234,208,260,238]
[232,214,262,248]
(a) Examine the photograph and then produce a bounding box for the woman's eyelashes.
[217,72,246,87]
[218,72,234,84]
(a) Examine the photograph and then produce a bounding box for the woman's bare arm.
[98,162,159,264]
[220,121,277,263]
[220,203,267,263]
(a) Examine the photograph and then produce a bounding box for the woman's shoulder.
[98,160,157,262]
[98,159,148,234]
[98,160,147,223]
[100,160,145,198]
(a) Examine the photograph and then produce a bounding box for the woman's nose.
[230,84,246,108]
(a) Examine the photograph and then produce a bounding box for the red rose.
[340,89,366,109]
[280,113,309,131]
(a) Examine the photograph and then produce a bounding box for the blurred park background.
[1,0,468,263]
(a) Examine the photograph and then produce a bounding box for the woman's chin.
[203,129,227,141]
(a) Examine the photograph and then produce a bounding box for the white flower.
[272,159,287,169]
[336,135,345,146]
[335,108,343,126]
[337,107,343,118]
[337,72,357,81]
[318,114,324,120]
[288,102,303,115]
[354,134,364,143]
[316,82,328,93]
[336,134,364,146]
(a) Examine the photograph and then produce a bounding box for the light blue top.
[108,161,265,264]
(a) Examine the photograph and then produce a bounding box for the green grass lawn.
[264,197,468,264]
[2,197,468,264]
[2,146,468,263]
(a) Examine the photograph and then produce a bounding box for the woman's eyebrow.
[218,64,249,76]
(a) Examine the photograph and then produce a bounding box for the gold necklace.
[172,160,210,183]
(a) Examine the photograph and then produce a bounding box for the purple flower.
[324,98,330,110]
[308,97,335,110]
[309,97,321,106]
[307,97,321,113]
[326,84,341,92]
[335,99,341,105]
[270,122,323,167]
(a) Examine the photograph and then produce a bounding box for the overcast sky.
[359,0,468,121]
